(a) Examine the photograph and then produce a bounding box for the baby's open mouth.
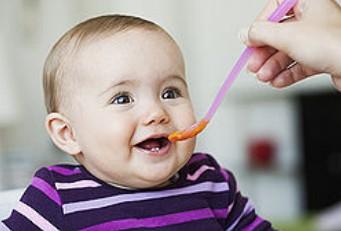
[135,137,171,153]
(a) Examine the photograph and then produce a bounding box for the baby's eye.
[161,87,182,99]
[111,92,134,105]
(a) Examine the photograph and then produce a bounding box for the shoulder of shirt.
[185,153,225,180]
[188,152,221,168]
[188,153,237,185]
[32,164,83,182]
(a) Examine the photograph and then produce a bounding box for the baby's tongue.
[138,139,160,150]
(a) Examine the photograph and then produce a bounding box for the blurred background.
[1,0,341,230]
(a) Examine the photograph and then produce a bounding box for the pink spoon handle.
[204,0,297,121]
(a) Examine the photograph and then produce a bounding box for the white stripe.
[226,200,254,231]
[55,180,101,190]
[15,201,59,231]
[63,181,229,214]
[0,222,11,231]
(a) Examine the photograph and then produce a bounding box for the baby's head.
[43,15,196,188]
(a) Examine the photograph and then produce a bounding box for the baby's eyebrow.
[99,79,137,96]
[99,75,187,97]
[164,75,188,88]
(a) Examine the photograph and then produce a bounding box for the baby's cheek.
[179,136,196,162]
[181,101,196,119]
[183,108,196,126]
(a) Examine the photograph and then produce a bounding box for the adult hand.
[240,0,341,90]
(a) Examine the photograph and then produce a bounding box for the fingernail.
[257,69,268,81]
[245,60,256,75]
[238,27,249,44]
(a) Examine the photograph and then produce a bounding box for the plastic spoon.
[168,0,298,142]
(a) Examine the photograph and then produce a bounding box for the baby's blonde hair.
[43,15,166,113]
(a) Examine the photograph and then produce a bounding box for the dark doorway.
[297,91,341,212]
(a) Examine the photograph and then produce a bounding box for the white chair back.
[0,188,24,220]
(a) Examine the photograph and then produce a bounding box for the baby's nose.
[143,104,170,126]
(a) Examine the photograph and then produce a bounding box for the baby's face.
[67,29,196,188]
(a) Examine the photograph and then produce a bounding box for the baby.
[1,15,274,230]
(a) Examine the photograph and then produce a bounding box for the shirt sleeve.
[1,167,64,230]
[223,168,275,231]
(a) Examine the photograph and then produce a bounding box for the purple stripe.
[47,166,81,176]
[212,208,227,218]
[242,217,263,231]
[188,153,207,164]
[31,177,61,206]
[81,208,216,230]
[220,168,229,181]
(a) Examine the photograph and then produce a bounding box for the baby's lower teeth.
[151,147,160,152]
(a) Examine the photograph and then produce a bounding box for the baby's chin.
[132,172,176,189]
[138,179,172,189]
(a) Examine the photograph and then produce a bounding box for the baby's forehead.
[74,29,183,69]
[81,28,177,53]
[66,28,185,87]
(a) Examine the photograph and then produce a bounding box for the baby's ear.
[45,113,81,156]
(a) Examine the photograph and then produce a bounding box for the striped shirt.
[1,153,274,230]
